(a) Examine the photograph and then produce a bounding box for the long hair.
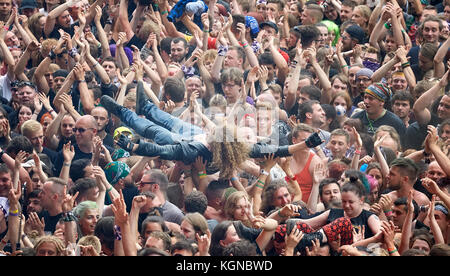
[209,124,250,179]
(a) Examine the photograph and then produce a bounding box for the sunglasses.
[73,127,95,133]
[139,181,156,186]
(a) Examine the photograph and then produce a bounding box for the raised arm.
[93,5,112,59]
[44,0,81,37]
[413,70,448,126]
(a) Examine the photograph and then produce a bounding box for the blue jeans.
[119,101,203,145]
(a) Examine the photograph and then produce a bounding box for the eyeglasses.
[356,78,371,83]
[73,127,95,133]
[139,181,156,186]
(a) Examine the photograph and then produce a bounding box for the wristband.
[203,29,210,33]
[255,183,264,189]
[384,210,393,216]
[401,61,410,69]
[230,177,238,181]
[161,10,169,15]
[305,132,324,148]
[285,175,297,182]
[8,212,19,217]
[278,209,287,218]
[384,22,391,29]
[388,248,398,254]
[354,149,361,155]
[217,45,228,56]
[63,211,76,222]
[106,186,113,193]
[114,225,122,241]
[242,43,249,48]
[69,47,78,58]
[260,169,269,176]
[257,179,265,186]
[63,162,71,167]
[10,209,18,214]
[47,109,54,113]
[48,49,56,60]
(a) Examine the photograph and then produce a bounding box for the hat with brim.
[259,21,278,33]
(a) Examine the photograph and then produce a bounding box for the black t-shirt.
[40,211,64,234]
[327,208,377,239]
[53,143,93,177]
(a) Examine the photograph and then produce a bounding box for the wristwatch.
[260,169,269,176]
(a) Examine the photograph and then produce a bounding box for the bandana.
[104,161,130,185]
[111,148,131,161]
[435,204,449,216]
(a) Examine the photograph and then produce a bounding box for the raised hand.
[196,230,211,256]
[111,190,128,225]
[305,238,321,256]
[422,177,440,195]
[62,185,78,213]
[62,141,75,163]
[132,195,147,210]
[285,228,304,254]
[14,150,28,171]
[313,161,327,184]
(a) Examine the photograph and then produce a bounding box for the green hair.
[73,201,98,219]
[321,20,340,46]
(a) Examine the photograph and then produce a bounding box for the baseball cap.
[259,21,278,33]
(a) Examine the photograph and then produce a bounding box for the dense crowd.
[0,0,449,257]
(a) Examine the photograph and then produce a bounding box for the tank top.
[327,208,376,238]
[294,152,315,203]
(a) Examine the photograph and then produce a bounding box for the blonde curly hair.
[209,123,250,179]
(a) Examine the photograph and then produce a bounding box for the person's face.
[440,124,450,141]
[310,103,326,127]
[74,118,96,146]
[220,225,241,247]
[384,35,397,53]
[340,5,353,22]
[39,15,46,30]
[224,49,242,68]
[170,41,188,63]
[387,166,403,191]
[102,61,117,79]
[18,106,33,124]
[392,100,410,120]
[317,26,329,47]
[422,20,440,42]
[143,222,163,241]
[36,242,59,256]
[29,128,45,152]
[256,109,272,136]
[256,4,267,18]
[53,76,65,92]
[44,71,54,90]
[27,197,42,213]
[418,53,433,71]
[57,10,71,28]
[321,183,341,205]
[324,5,337,20]
[301,9,313,25]
[357,75,372,92]
[273,186,291,207]
[327,135,349,159]
[437,95,450,120]
[11,49,21,64]
[39,182,54,209]
[288,32,299,48]
[331,78,348,96]
[341,31,354,52]
[138,174,156,193]
[0,172,12,197]
[391,75,407,91]
[232,197,250,221]
[348,66,362,88]
[180,219,196,240]
[186,77,202,97]
[266,3,279,19]
[341,191,363,217]
[363,93,384,116]
[444,5,450,22]
[91,108,109,132]
[61,115,75,137]
[21,7,37,18]
[145,236,165,250]
[392,204,407,229]
[426,162,446,183]
[351,8,366,27]
[411,239,430,254]
[123,99,136,113]
[18,86,37,105]
[368,185,379,204]
[367,168,383,188]
[79,208,99,236]
[85,187,99,202]
[0,0,12,15]
[333,96,348,111]
[222,81,240,104]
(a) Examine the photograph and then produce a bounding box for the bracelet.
[203,29,209,33]
[93,61,99,67]
[242,43,249,48]
[8,212,19,217]
[3,26,8,31]
[255,183,265,189]
[63,162,71,167]
[278,209,287,218]
[114,225,122,241]
[388,248,398,254]
[257,179,265,186]
[230,177,238,181]
[341,65,349,68]
[384,210,393,216]
[10,209,18,214]
[69,47,78,58]
[262,88,270,92]
[63,211,76,222]
[161,10,168,15]
[284,175,297,182]
[384,22,391,29]
[354,149,361,155]
[106,186,113,193]
[47,109,54,113]
[401,61,410,69]
[199,174,207,179]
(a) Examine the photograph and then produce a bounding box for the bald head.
[74,115,98,147]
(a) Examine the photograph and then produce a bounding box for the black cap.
[20,0,38,10]
[259,21,279,33]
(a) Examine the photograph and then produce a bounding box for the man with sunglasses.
[52,115,98,177]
